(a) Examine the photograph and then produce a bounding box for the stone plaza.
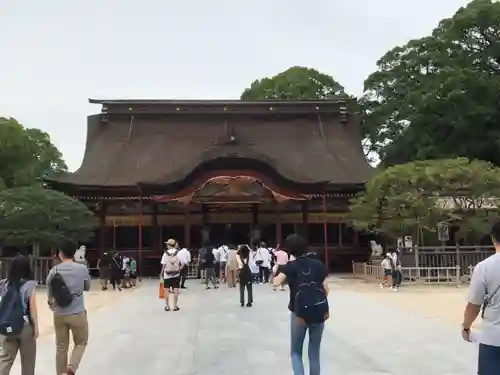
[11,279,478,374]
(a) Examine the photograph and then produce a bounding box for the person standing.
[256,243,271,284]
[161,239,181,311]
[0,255,39,375]
[47,240,91,375]
[213,246,221,283]
[462,222,500,375]
[274,234,329,375]
[218,244,228,284]
[109,252,123,291]
[201,243,217,289]
[225,245,238,288]
[176,246,191,289]
[391,250,403,291]
[237,245,253,307]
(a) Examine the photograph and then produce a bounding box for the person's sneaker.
[246,302,252,307]
[165,306,170,311]
[173,306,180,311]
[392,287,399,292]
[240,303,244,307]
[379,284,384,288]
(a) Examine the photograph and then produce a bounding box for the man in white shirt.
[176,246,191,289]
[256,242,271,284]
[213,246,221,282]
[463,222,500,374]
[218,244,229,283]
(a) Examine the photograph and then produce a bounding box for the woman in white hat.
[160,239,182,311]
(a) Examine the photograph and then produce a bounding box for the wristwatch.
[461,324,470,332]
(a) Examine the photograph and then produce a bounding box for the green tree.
[362,0,500,166]
[348,158,500,244]
[0,187,97,247]
[0,118,67,189]
[241,66,346,100]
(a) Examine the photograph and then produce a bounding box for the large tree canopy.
[0,187,97,247]
[348,158,500,244]
[240,66,346,100]
[362,0,500,166]
[0,117,67,189]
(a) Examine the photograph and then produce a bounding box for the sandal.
[164,306,170,311]
[173,306,180,311]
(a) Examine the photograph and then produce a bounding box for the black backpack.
[294,261,329,325]
[0,281,28,336]
[49,269,74,307]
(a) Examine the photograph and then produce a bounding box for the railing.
[352,262,476,285]
[0,257,54,284]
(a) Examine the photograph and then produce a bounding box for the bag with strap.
[164,251,180,276]
[482,283,500,318]
[50,268,75,307]
[294,260,329,325]
[0,281,28,336]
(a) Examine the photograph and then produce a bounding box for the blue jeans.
[290,313,324,375]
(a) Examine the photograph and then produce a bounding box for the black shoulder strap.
[488,284,500,301]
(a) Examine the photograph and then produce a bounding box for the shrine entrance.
[208,223,251,246]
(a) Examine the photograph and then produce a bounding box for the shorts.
[220,262,226,273]
[99,267,109,279]
[384,269,393,276]
[478,343,500,375]
[164,277,180,289]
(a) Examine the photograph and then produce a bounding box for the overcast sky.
[0,0,471,171]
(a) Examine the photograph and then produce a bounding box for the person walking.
[47,240,91,375]
[380,253,394,288]
[274,234,329,375]
[462,221,500,375]
[273,246,289,291]
[0,255,39,375]
[218,244,228,284]
[97,252,111,291]
[256,242,271,283]
[237,245,253,307]
[225,245,238,288]
[161,239,182,311]
[176,245,191,289]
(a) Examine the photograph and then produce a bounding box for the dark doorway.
[227,223,250,246]
[209,224,229,246]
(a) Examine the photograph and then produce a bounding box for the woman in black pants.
[237,245,253,307]
[110,252,123,291]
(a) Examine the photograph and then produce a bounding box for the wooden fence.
[0,257,54,284]
[353,262,476,285]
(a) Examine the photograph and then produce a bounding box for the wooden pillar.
[138,195,143,279]
[98,201,107,257]
[275,203,282,246]
[339,223,343,246]
[152,202,159,252]
[301,200,309,239]
[184,206,191,248]
[252,203,259,226]
[322,193,329,271]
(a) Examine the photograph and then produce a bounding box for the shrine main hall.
[43,98,374,273]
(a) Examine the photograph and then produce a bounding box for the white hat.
[165,238,176,247]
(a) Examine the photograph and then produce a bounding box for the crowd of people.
[159,234,330,375]
[96,252,138,292]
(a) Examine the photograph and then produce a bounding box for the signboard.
[404,236,413,249]
[437,222,450,242]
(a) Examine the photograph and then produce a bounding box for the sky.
[0,0,471,171]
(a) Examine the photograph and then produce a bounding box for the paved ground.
[13,278,478,374]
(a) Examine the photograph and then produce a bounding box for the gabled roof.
[45,99,374,193]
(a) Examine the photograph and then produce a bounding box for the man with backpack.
[273,234,329,375]
[46,240,91,375]
[462,221,500,375]
[199,242,217,289]
[161,239,182,311]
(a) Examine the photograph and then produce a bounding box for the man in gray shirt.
[47,240,91,375]
[463,222,500,375]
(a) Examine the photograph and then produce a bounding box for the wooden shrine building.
[43,98,375,274]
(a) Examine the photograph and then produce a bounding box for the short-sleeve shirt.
[281,257,326,312]
[161,252,181,279]
[0,279,37,313]
[46,262,90,316]
[467,253,500,346]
